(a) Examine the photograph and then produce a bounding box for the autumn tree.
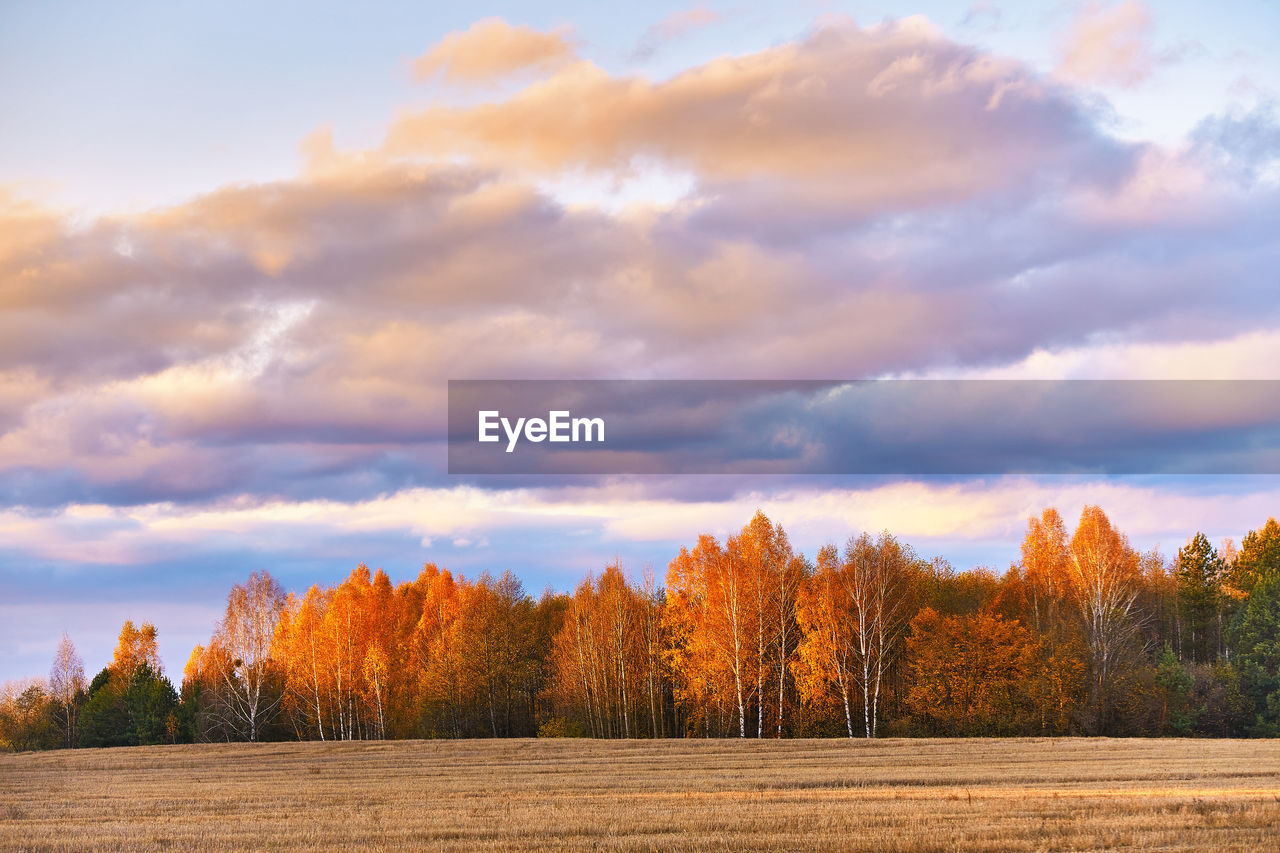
[794,544,859,737]
[664,538,718,735]
[1230,518,1280,596]
[552,566,630,737]
[664,533,743,736]
[411,564,467,737]
[796,533,917,738]
[111,621,160,676]
[457,571,543,736]
[1067,505,1144,734]
[739,511,806,737]
[1021,508,1071,636]
[273,585,331,739]
[0,680,57,751]
[661,513,806,738]
[906,608,1041,735]
[28,503,1280,748]
[207,570,286,741]
[846,532,916,737]
[49,632,85,748]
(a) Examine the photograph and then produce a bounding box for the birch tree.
[797,534,916,737]
[49,633,85,748]
[1021,508,1070,636]
[1068,505,1143,734]
[212,570,286,741]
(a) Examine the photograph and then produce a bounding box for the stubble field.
[1,738,1278,851]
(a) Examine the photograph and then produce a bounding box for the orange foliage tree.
[547,562,666,737]
[905,608,1040,735]
[662,512,806,737]
[795,533,917,738]
[1067,505,1143,734]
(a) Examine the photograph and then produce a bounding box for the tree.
[49,632,85,748]
[1230,518,1280,596]
[845,532,916,738]
[712,533,751,737]
[1184,661,1253,737]
[78,660,179,747]
[905,608,1040,735]
[0,681,57,751]
[412,565,467,737]
[1175,533,1226,663]
[78,668,128,748]
[1067,506,1143,734]
[1021,508,1070,636]
[111,621,160,676]
[739,511,806,738]
[273,585,331,740]
[449,570,543,737]
[1153,643,1193,735]
[548,564,652,738]
[795,534,916,738]
[664,533,747,737]
[1227,574,1280,735]
[795,544,858,738]
[28,503,1280,746]
[122,663,180,745]
[209,570,286,741]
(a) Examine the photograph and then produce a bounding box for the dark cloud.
[447,380,1280,476]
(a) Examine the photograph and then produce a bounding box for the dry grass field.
[1,738,1278,851]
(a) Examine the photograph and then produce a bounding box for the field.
[1,738,1278,851]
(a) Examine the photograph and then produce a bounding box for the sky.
[1,0,1278,682]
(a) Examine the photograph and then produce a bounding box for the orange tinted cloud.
[412,17,577,84]
[1058,1,1156,88]
[389,17,1111,210]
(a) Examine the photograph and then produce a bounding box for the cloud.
[1191,103,1280,186]
[0,478,1274,574]
[447,379,1280,477]
[906,327,1280,381]
[411,18,578,85]
[1057,1,1158,88]
[632,7,720,61]
[390,16,1127,212]
[0,18,1274,513]
[961,2,1002,32]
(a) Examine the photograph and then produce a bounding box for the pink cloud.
[412,18,578,85]
[1057,1,1157,88]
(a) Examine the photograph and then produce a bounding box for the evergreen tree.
[1227,575,1280,735]
[1175,533,1225,663]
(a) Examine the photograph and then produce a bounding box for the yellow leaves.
[110,619,161,677]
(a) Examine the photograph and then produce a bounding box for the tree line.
[4,506,1279,749]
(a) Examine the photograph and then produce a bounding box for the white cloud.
[0,478,1273,569]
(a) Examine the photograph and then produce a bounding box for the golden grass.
[1,738,1278,851]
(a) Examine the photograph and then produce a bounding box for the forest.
[3,506,1279,750]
